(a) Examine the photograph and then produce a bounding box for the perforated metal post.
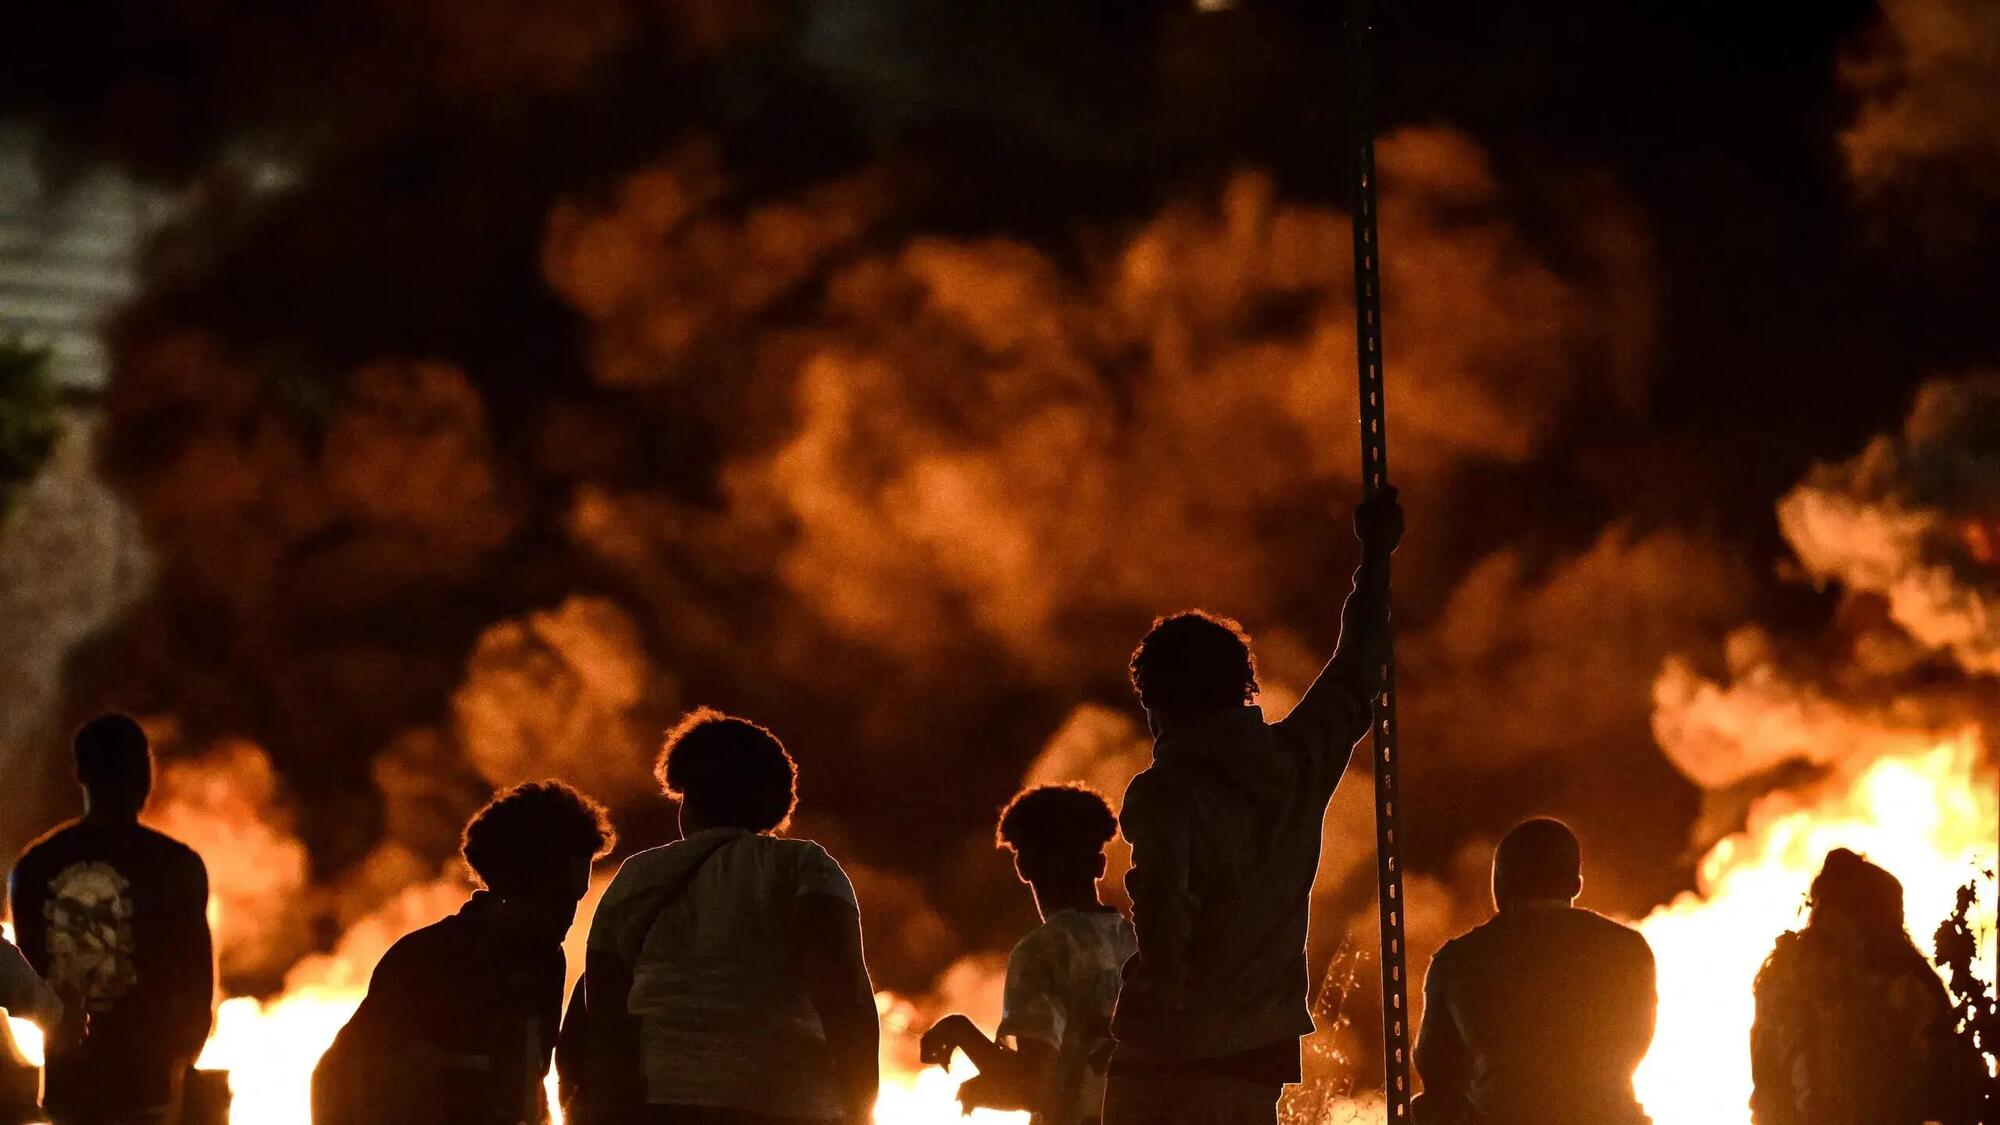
[1348,0,1412,1118]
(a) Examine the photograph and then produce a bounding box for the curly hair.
[997,784,1118,867]
[461,780,617,894]
[655,708,799,833]
[1129,611,1258,713]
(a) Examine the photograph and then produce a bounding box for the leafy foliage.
[0,336,62,521]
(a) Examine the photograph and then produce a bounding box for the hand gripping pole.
[1347,0,1412,1118]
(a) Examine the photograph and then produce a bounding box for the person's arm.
[0,937,61,1030]
[313,939,425,1125]
[9,861,47,977]
[164,850,217,1060]
[796,890,879,1125]
[1611,937,1658,1081]
[1277,488,1403,770]
[1120,774,1196,1006]
[1412,949,1472,1125]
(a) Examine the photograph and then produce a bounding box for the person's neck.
[82,801,140,827]
[1499,895,1574,913]
[1031,879,1104,921]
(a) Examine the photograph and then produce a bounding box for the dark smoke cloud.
[5,5,1996,1087]
[1840,0,2000,247]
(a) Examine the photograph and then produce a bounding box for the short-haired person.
[1103,491,1401,1125]
[921,785,1136,1125]
[313,780,616,1125]
[571,710,878,1125]
[1412,818,1657,1125]
[9,714,214,1125]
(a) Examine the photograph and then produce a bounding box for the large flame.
[1635,734,1998,1125]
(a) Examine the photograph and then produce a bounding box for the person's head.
[461,780,616,944]
[1806,848,1909,951]
[656,708,798,835]
[74,713,152,820]
[1491,817,1582,910]
[996,784,1118,893]
[1129,611,1258,723]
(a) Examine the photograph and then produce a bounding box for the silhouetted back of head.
[74,712,152,817]
[461,779,617,897]
[1492,817,1582,909]
[1130,611,1258,715]
[997,784,1118,885]
[1807,848,1909,951]
[656,708,799,833]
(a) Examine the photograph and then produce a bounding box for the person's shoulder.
[138,826,206,868]
[1120,764,1192,814]
[14,820,85,866]
[1569,908,1654,961]
[1009,915,1070,965]
[608,841,683,880]
[773,836,856,892]
[375,913,462,970]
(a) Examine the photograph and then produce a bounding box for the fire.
[1635,734,1999,1125]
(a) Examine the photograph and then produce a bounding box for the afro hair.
[655,708,799,832]
[461,779,617,894]
[1129,611,1258,713]
[996,784,1118,865]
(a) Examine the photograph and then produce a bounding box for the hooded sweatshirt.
[1110,692,1371,1066]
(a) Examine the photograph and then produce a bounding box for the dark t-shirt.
[1415,904,1656,1125]
[8,819,214,1115]
[313,893,565,1125]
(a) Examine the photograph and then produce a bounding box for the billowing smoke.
[2,2,1996,1112]
[1840,0,2000,245]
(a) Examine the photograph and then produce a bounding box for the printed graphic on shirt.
[999,910,1138,1125]
[44,860,139,1010]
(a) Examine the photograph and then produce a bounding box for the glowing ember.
[1635,735,1999,1125]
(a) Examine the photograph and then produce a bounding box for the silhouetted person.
[921,785,1136,1125]
[7,714,214,1125]
[312,780,616,1125]
[568,709,878,1125]
[1102,491,1400,1125]
[1412,818,1656,1125]
[1749,848,1982,1125]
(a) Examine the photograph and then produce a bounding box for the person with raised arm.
[1102,490,1401,1125]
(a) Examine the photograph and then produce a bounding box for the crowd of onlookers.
[2,489,1987,1125]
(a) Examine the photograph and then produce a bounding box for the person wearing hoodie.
[312,780,616,1125]
[568,709,879,1125]
[1102,489,1401,1125]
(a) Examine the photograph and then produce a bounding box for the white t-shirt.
[997,908,1137,1125]
[586,828,863,1119]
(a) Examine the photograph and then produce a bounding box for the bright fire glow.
[147,986,1016,1125]
[1635,735,1998,1125]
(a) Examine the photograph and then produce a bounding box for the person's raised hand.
[1354,485,1403,559]
[920,1014,973,1068]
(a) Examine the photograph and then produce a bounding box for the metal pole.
[1347,0,1412,1118]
